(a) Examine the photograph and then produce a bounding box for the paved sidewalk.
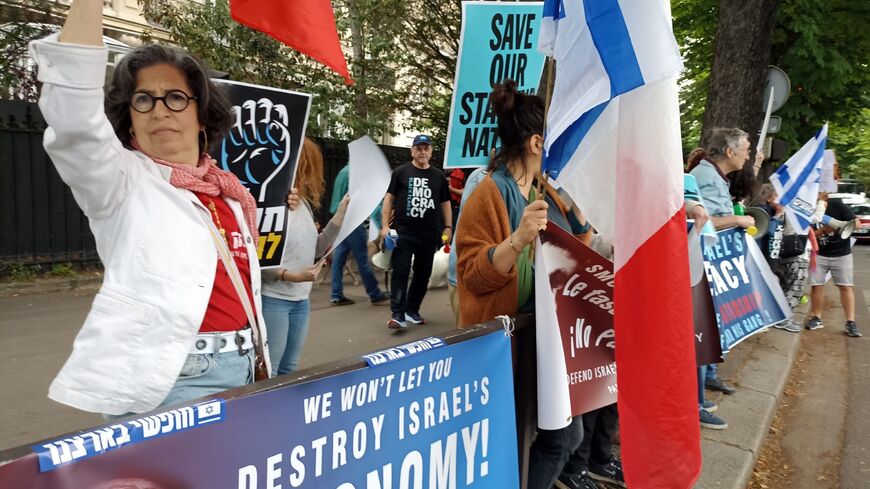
[694,298,819,489]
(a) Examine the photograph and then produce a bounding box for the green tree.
[672,0,718,152]
[143,0,406,141]
[337,0,406,139]
[770,0,870,180]
[393,0,463,149]
[829,108,870,189]
[674,0,870,178]
[0,0,63,102]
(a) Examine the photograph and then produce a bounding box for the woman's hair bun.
[490,79,519,116]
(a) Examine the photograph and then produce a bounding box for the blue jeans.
[331,224,384,301]
[705,362,718,381]
[262,295,310,376]
[698,367,706,409]
[161,348,254,407]
[104,347,253,420]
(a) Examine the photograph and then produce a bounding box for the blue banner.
[4,333,518,488]
[701,228,791,351]
[444,1,546,168]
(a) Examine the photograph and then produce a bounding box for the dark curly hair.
[105,45,232,155]
[487,79,545,173]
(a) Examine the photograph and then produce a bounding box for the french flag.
[540,1,701,488]
[770,124,828,234]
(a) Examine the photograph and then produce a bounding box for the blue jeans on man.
[331,223,387,302]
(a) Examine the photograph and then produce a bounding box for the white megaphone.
[821,215,856,239]
[371,249,392,271]
[372,230,398,271]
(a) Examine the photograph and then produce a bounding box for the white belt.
[190,328,253,354]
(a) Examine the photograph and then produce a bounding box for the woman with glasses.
[27,0,269,417]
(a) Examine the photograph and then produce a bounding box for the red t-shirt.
[449,169,465,204]
[195,192,255,332]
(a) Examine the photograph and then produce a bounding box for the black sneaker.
[805,316,824,330]
[387,312,407,330]
[845,321,862,337]
[556,471,601,489]
[588,458,625,487]
[330,297,355,306]
[700,409,728,429]
[405,311,427,325]
[370,293,390,305]
[705,377,736,394]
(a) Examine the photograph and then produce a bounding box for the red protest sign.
[537,223,617,417]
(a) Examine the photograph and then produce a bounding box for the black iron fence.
[0,99,443,267]
[0,100,97,266]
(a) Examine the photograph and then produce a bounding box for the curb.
[0,273,103,297]
[694,306,807,489]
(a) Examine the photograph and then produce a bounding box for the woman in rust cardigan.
[456,81,590,327]
[455,80,590,489]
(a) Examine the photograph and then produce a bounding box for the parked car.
[850,202,870,243]
[830,192,867,205]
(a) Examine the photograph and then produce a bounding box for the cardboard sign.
[444,2,546,168]
[214,79,312,268]
[702,228,791,351]
[536,223,617,425]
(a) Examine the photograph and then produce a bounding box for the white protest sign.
[757,86,774,152]
[820,149,837,193]
[533,236,572,430]
[329,136,392,255]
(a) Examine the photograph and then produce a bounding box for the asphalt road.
[767,244,870,489]
[842,244,870,488]
[0,273,457,451]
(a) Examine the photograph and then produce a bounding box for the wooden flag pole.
[529,56,556,257]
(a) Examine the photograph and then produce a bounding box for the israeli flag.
[538,0,682,167]
[537,0,684,269]
[770,124,828,234]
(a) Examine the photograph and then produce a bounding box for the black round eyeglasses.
[130,90,197,113]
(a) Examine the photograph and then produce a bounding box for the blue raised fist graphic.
[221,98,292,201]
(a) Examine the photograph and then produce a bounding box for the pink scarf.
[132,140,259,241]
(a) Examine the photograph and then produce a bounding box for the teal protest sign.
[444,2,546,169]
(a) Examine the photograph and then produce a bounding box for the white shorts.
[810,254,853,287]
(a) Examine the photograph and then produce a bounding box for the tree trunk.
[347,0,368,138]
[701,0,779,152]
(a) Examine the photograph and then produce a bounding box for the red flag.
[230,0,353,85]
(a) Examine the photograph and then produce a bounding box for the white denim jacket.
[28,35,270,415]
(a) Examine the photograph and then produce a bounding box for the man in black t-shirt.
[380,135,452,329]
[807,198,861,337]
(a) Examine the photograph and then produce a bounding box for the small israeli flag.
[196,400,224,424]
[771,124,828,233]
